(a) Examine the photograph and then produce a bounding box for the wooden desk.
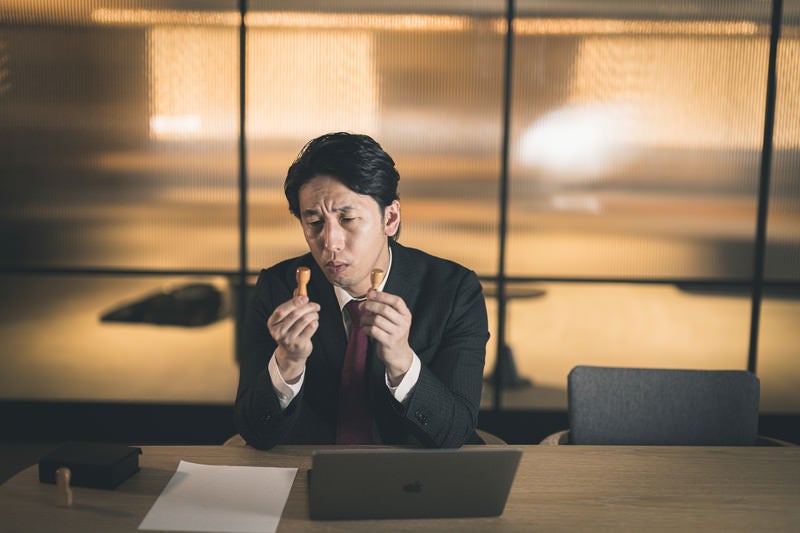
[1,445,799,532]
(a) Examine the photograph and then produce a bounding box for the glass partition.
[0,1,240,271]
[766,2,800,281]
[485,282,754,409]
[508,0,772,279]
[246,0,504,274]
[0,274,237,403]
[0,0,797,418]
[758,0,800,413]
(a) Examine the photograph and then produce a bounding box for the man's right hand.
[267,293,320,384]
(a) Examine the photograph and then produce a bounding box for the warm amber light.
[245,12,472,32]
[508,18,763,36]
[90,8,764,38]
[91,8,240,26]
[146,24,238,141]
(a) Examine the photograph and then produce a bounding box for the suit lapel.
[385,241,424,352]
[385,240,421,310]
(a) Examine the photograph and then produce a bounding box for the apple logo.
[402,480,423,493]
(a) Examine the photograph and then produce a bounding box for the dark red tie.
[336,299,373,444]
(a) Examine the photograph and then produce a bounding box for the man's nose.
[323,222,344,252]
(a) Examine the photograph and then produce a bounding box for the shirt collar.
[333,246,392,312]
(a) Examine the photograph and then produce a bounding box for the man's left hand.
[360,289,413,386]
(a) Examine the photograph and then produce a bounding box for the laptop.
[308,447,522,520]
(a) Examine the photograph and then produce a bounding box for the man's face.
[298,175,400,297]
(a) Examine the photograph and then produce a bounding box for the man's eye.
[307,220,323,228]
[341,217,355,223]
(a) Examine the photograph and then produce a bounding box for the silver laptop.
[308,447,522,520]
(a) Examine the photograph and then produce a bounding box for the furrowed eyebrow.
[301,205,357,218]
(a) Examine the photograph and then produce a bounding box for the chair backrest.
[475,428,507,445]
[568,365,760,445]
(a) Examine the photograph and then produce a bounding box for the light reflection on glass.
[511,18,762,36]
[92,8,240,27]
[246,31,378,140]
[147,26,237,140]
[518,103,636,179]
[246,11,473,32]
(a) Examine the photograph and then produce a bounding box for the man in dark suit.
[235,132,489,449]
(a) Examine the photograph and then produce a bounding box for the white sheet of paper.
[139,460,297,533]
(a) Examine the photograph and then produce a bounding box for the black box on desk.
[38,441,142,489]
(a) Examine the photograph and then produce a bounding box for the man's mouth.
[325,262,348,275]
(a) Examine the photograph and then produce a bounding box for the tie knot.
[345,299,365,325]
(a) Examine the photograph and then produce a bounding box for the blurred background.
[0,0,798,445]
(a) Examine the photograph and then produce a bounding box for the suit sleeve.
[234,269,304,449]
[396,269,489,448]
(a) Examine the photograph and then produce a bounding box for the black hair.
[284,132,400,239]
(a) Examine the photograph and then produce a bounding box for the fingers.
[269,296,318,327]
[360,290,414,376]
[268,296,320,357]
[360,290,411,341]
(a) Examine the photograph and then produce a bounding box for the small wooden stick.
[370,269,385,291]
[55,467,73,508]
[296,267,311,296]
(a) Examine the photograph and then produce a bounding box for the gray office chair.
[540,365,774,446]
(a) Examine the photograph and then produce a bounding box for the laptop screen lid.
[308,447,522,520]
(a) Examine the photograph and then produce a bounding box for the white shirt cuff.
[268,352,304,410]
[387,353,421,405]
